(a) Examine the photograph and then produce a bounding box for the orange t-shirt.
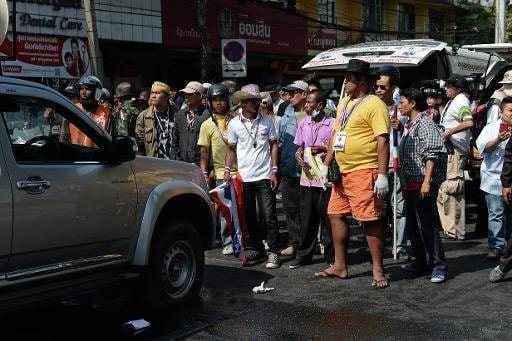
[70,103,110,147]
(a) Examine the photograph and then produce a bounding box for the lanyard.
[440,100,452,125]
[155,106,172,136]
[212,113,231,145]
[339,94,369,129]
[240,113,260,148]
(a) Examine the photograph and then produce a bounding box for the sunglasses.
[288,90,304,96]
[373,84,388,91]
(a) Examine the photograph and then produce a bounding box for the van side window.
[0,95,104,163]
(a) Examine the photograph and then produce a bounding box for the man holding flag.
[375,66,409,260]
[223,84,281,268]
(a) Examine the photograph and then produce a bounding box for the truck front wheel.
[143,221,205,305]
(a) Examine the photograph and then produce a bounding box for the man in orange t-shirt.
[69,76,115,147]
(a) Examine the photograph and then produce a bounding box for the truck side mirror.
[109,135,136,163]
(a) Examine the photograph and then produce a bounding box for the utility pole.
[83,0,105,82]
[495,0,506,43]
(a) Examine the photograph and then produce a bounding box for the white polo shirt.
[227,113,277,182]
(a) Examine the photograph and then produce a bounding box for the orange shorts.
[327,168,383,221]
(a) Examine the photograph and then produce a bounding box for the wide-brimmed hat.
[114,82,133,98]
[179,81,203,94]
[443,74,469,91]
[232,84,262,105]
[283,80,309,92]
[499,70,512,84]
[345,59,377,80]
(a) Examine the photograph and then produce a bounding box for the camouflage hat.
[114,82,133,98]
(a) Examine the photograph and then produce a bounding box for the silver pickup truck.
[0,77,215,311]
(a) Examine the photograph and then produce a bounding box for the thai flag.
[209,175,248,260]
[392,89,400,172]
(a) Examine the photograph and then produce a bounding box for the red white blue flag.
[209,175,248,259]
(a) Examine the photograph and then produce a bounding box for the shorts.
[327,168,382,222]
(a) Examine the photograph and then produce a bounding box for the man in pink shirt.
[290,90,335,268]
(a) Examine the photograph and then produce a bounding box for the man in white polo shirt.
[224,84,281,268]
[437,74,474,241]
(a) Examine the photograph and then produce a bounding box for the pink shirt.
[294,115,334,187]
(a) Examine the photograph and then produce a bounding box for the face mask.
[80,97,93,106]
[311,109,320,118]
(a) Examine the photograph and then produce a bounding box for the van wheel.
[143,221,204,306]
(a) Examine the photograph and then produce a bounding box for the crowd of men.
[65,59,512,288]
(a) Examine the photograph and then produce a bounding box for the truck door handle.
[16,177,51,194]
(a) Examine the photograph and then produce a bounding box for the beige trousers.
[437,149,467,239]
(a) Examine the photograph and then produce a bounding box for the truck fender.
[131,180,215,266]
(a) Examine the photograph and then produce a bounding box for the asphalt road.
[1,196,510,340]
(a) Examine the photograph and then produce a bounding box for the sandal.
[371,278,389,289]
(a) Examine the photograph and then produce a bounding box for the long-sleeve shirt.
[278,105,303,178]
[398,113,447,187]
[476,120,509,195]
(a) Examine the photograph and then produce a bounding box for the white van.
[302,39,504,92]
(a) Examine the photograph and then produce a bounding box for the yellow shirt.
[333,94,389,173]
[197,113,237,179]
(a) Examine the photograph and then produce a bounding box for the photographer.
[437,74,474,241]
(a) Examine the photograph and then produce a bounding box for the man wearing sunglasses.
[278,80,309,258]
[375,66,410,260]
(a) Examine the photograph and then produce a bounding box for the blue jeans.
[484,193,511,251]
[216,180,232,247]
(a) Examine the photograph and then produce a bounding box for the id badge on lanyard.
[333,131,346,151]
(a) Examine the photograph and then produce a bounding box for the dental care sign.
[7,0,86,37]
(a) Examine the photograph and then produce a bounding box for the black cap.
[346,59,377,80]
[443,74,469,91]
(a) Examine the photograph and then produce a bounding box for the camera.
[419,79,445,98]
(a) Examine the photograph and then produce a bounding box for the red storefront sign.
[162,0,308,56]
[0,33,91,78]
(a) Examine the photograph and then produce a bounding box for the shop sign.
[0,33,90,78]
[163,0,307,55]
[7,0,86,37]
[308,30,337,50]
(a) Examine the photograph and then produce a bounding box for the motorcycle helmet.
[76,75,103,104]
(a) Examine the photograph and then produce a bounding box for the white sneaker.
[222,244,233,255]
[280,246,294,256]
[265,252,280,269]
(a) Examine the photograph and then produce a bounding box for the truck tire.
[142,221,204,306]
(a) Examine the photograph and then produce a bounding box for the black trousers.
[404,186,447,274]
[243,179,280,253]
[281,176,301,248]
[297,186,333,262]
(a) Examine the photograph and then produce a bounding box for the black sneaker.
[242,250,266,266]
[288,256,310,269]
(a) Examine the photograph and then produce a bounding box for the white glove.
[373,174,389,197]
[319,164,328,184]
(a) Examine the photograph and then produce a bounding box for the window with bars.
[397,3,415,38]
[318,0,335,25]
[362,0,382,32]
